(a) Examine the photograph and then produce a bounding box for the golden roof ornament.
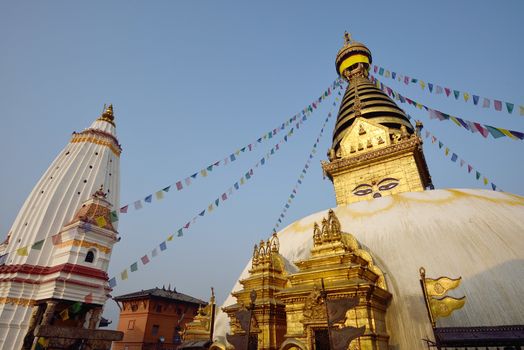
[97,103,116,126]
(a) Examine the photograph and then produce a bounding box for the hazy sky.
[1,1,523,327]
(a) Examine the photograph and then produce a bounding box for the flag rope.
[370,75,524,141]
[271,91,342,232]
[108,84,343,287]
[110,78,343,221]
[372,64,522,116]
[411,115,502,191]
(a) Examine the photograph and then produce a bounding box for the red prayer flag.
[494,100,502,111]
[474,123,489,138]
[222,193,228,201]
[176,181,183,190]
[468,165,473,173]
[141,255,150,265]
[183,222,190,229]
[52,233,62,245]
[119,205,128,214]
[444,88,451,97]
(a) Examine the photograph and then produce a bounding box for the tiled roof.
[114,287,206,305]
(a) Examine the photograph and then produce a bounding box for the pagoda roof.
[114,287,206,305]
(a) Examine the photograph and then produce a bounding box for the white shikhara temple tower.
[0,105,122,349]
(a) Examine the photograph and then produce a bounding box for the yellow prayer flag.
[416,103,423,109]
[483,177,488,185]
[167,234,174,242]
[155,191,164,200]
[425,276,461,297]
[16,246,28,256]
[450,116,462,127]
[208,204,214,212]
[419,80,426,90]
[463,92,470,102]
[520,105,524,116]
[385,70,390,77]
[240,177,245,185]
[59,308,69,321]
[200,169,208,177]
[121,269,128,280]
[96,216,107,228]
[429,296,465,320]
[445,148,449,156]
[500,128,518,140]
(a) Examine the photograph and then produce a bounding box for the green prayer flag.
[70,302,82,314]
[453,90,460,99]
[31,240,45,250]
[476,171,481,180]
[130,262,138,272]
[506,102,514,114]
[110,211,118,223]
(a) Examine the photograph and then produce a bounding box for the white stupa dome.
[215,188,524,349]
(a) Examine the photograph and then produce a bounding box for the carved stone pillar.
[89,307,102,329]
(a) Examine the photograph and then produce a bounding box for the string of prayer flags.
[370,75,524,141]
[421,126,501,191]
[106,81,348,288]
[373,64,521,116]
[106,78,344,226]
[273,103,339,232]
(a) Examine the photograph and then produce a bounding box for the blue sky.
[1,1,523,326]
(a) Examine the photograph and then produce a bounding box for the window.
[85,250,96,263]
[152,325,159,336]
[131,304,138,312]
[127,320,135,330]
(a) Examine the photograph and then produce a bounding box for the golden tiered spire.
[323,33,432,205]
[97,104,115,126]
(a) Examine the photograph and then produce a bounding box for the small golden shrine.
[182,288,217,346]
[223,210,391,349]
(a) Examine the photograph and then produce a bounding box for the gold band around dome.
[338,54,369,75]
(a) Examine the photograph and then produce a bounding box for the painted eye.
[378,182,398,191]
[353,188,373,196]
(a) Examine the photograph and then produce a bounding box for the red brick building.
[112,287,206,350]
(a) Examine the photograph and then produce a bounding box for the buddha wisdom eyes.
[352,178,400,197]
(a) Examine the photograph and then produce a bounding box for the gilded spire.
[97,103,116,126]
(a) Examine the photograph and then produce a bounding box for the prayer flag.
[52,233,62,245]
[445,148,449,156]
[453,90,460,99]
[84,293,93,304]
[379,67,384,75]
[483,177,489,185]
[141,255,150,265]
[428,83,433,92]
[482,98,490,108]
[222,193,228,201]
[494,100,502,111]
[109,277,117,288]
[444,88,451,97]
[70,302,82,314]
[185,177,192,186]
[178,229,183,237]
[96,216,107,228]
[207,165,213,171]
[419,80,425,90]
[160,241,167,251]
[167,234,174,241]
[230,154,236,161]
[463,92,470,102]
[176,181,183,190]
[199,210,205,216]
[120,205,128,213]
[451,153,458,162]
[473,95,479,105]
[208,203,214,212]
[155,191,164,200]
[474,123,489,138]
[468,165,473,173]
[60,308,69,321]
[460,159,465,167]
[431,136,437,143]
[491,183,497,191]
[110,211,119,222]
[134,200,142,210]
[200,169,208,177]
[436,85,443,94]
[16,247,28,256]
[163,185,171,192]
[144,195,152,203]
[234,182,239,190]
[520,106,524,116]
[130,262,138,272]
[152,248,158,257]
[121,269,128,280]
[438,141,443,149]
[476,171,481,180]
[32,240,44,250]
[486,126,505,138]
[183,222,190,229]
[506,102,514,114]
